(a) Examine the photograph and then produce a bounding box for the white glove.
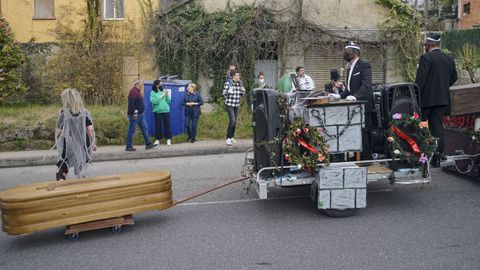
[346,95,357,101]
[328,93,341,99]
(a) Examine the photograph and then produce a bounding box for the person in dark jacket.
[126,79,156,151]
[324,69,345,94]
[329,42,373,158]
[415,32,457,165]
[183,83,204,143]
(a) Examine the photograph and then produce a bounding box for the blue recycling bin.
[143,79,191,138]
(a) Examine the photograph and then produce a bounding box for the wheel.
[323,208,359,218]
[111,225,122,233]
[68,233,79,240]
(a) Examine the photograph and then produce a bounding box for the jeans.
[126,113,151,148]
[154,112,171,140]
[225,105,239,139]
[185,114,199,140]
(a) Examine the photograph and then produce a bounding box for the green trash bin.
[276,72,295,93]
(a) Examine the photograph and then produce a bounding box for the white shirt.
[347,57,359,91]
[292,74,315,91]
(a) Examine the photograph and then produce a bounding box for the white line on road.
[176,195,308,206]
[175,189,393,206]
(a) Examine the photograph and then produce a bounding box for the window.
[463,2,471,15]
[104,0,124,20]
[34,0,55,19]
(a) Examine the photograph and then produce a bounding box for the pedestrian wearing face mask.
[415,32,457,167]
[329,41,373,159]
[252,72,270,89]
[250,72,271,112]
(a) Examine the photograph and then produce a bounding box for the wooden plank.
[366,163,393,174]
[65,215,134,234]
[450,83,480,116]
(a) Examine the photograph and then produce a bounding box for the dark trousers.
[186,114,199,140]
[154,112,171,140]
[225,105,239,139]
[422,106,447,153]
[362,111,373,159]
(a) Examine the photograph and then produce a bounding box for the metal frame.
[243,149,432,200]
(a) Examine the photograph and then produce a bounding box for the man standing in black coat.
[415,32,457,165]
[330,42,373,158]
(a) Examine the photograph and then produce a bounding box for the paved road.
[0,153,480,270]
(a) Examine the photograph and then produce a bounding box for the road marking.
[176,189,393,206]
[176,195,308,206]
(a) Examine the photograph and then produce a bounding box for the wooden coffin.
[450,83,480,116]
[0,170,173,235]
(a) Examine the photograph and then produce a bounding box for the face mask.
[259,79,265,84]
[343,52,353,62]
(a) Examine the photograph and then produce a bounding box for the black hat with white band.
[345,41,361,51]
[426,32,441,42]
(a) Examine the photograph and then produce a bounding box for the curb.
[0,142,253,168]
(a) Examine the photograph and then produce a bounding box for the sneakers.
[230,138,237,144]
[167,139,171,146]
[226,138,232,146]
[145,143,157,150]
[125,147,137,152]
[154,140,159,146]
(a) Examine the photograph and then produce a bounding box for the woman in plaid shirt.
[223,70,245,146]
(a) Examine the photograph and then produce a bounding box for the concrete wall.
[200,0,389,32]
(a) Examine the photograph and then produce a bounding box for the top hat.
[330,69,340,81]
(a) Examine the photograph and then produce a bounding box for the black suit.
[415,48,457,154]
[341,58,373,158]
[341,59,373,112]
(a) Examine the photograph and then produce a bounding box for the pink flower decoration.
[318,154,325,162]
[387,136,394,142]
[285,154,289,160]
[392,113,402,120]
[317,127,323,133]
[419,121,429,129]
[296,129,302,135]
[419,153,428,164]
[303,128,309,133]
[413,112,420,119]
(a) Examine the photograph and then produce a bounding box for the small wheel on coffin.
[68,233,80,240]
[111,225,122,233]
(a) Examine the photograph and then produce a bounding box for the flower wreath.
[283,118,329,171]
[387,112,437,168]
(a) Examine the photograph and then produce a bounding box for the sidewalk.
[0,139,253,168]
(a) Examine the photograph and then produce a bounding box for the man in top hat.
[415,32,457,166]
[325,69,345,94]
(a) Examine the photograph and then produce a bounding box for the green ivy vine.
[376,0,424,81]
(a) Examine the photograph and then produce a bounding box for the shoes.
[226,138,232,146]
[190,139,195,143]
[154,140,159,146]
[167,139,171,146]
[145,143,157,150]
[56,171,66,181]
[231,138,237,144]
[125,147,137,152]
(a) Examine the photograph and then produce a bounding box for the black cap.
[330,69,340,81]
[426,32,441,42]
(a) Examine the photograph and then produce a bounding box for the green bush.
[0,17,25,104]
[0,103,253,151]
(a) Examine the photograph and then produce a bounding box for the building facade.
[1,0,159,89]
